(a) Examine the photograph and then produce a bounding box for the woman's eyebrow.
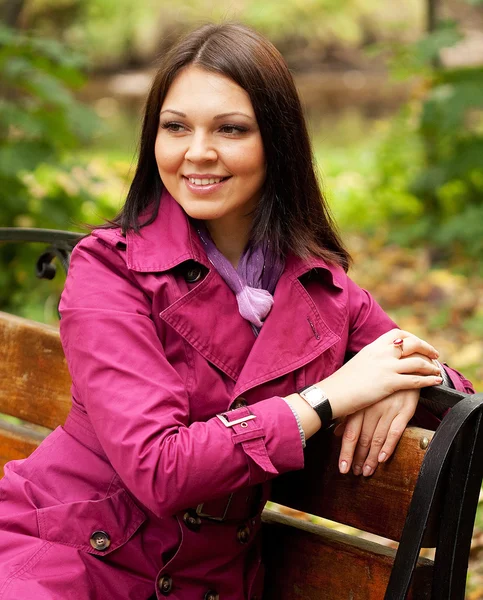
[160,109,186,117]
[159,109,254,120]
[214,112,254,120]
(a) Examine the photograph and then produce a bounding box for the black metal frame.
[385,387,483,599]
[0,227,82,279]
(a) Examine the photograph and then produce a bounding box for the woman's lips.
[183,176,231,195]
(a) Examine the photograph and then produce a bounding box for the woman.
[0,23,473,600]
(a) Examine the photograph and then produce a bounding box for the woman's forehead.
[161,66,255,119]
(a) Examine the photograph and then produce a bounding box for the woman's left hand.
[335,388,420,476]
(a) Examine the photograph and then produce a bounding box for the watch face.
[300,385,332,424]
[302,386,327,407]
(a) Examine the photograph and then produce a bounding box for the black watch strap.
[298,385,333,427]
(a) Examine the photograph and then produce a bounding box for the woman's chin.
[172,198,223,222]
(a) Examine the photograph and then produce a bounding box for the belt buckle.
[216,413,256,427]
[196,493,234,522]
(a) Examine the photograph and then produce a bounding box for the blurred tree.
[0,23,121,320]
[339,0,483,267]
[15,0,423,71]
[402,0,483,263]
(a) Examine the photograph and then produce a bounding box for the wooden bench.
[1,309,482,600]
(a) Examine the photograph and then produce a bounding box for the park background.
[1,0,483,595]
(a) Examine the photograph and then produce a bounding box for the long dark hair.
[112,23,351,270]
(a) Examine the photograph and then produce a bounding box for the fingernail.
[378,451,387,462]
[353,464,362,475]
[363,465,373,477]
[340,460,348,474]
[435,376,443,383]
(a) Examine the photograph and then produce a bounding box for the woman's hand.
[335,388,420,476]
[285,329,441,444]
[320,329,442,420]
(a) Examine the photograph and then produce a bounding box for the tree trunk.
[427,0,438,33]
[1,0,27,29]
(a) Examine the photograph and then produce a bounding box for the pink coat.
[0,195,473,599]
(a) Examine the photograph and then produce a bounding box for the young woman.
[0,23,473,600]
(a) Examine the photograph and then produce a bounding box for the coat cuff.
[217,397,305,484]
[441,364,475,394]
[251,397,305,475]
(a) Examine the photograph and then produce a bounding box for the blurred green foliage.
[326,18,483,270]
[22,0,423,68]
[0,24,126,319]
[1,0,483,321]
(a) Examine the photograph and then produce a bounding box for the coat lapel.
[125,193,256,381]
[159,269,256,381]
[232,259,342,398]
[125,191,345,390]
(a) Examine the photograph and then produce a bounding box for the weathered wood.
[262,510,433,600]
[0,311,71,429]
[0,419,48,476]
[271,425,435,544]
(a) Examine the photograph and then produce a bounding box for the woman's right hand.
[316,329,442,420]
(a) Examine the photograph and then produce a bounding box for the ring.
[393,337,404,358]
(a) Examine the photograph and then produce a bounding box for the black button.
[89,530,110,551]
[230,397,247,410]
[183,509,201,532]
[184,266,203,283]
[158,575,173,595]
[237,524,251,544]
[204,591,219,600]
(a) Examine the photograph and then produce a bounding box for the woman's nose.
[184,132,217,163]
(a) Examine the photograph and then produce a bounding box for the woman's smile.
[183,173,232,195]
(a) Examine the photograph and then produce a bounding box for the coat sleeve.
[344,275,474,394]
[59,236,303,519]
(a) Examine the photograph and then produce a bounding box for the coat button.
[230,397,247,410]
[237,524,251,544]
[89,530,111,551]
[204,591,219,600]
[183,509,201,532]
[184,265,203,283]
[158,575,173,596]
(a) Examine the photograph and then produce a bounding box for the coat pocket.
[37,488,146,556]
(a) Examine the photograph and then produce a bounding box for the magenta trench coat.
[0,195,474,600]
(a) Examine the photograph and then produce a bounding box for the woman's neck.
[205,216,252,268]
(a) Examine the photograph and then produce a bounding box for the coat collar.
[125,194,210,273]
[119,192,344,289]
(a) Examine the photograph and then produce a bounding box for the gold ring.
[393,337,404,358]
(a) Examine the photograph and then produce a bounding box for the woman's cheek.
[155,138,183,175]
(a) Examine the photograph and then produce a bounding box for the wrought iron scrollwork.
[0,227,83,279]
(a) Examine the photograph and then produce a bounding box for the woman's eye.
[161,122,186,133]
[219,125,248,135]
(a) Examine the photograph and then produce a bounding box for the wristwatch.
[298,385,333,427]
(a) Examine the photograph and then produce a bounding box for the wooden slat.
[262,510,433,600]
[0,419,48,476]
[0,311,71,429]
[271,426,435,544]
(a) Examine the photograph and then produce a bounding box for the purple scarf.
[196,224,285,334]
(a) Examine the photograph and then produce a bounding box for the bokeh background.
[1,0,483,594]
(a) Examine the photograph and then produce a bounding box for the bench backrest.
[0,311,71,467]
[1,310,480,600]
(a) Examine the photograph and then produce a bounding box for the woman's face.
[155,65,266,229]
